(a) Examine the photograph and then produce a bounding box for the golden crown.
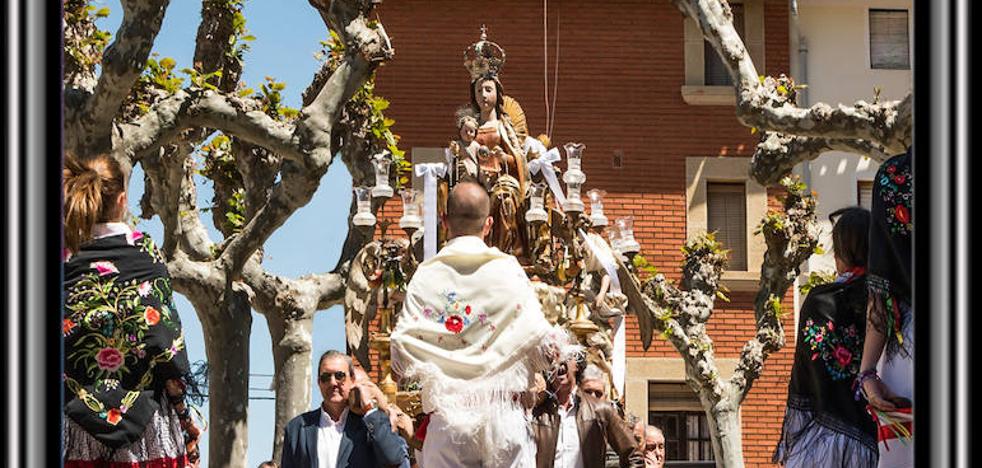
[464,25,506,81]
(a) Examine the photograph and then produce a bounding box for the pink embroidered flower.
[138,281,152,297]
[62,248,73,262]
[144,306,161,326]
[96,347,124,372]
[833,346,852,367]
[465,305,472,315]
[477,312,488,324]
[445,315,464,334]
[894,175,906,184]
[90,261,119,276]
[886,164,896,174]
[130,231,144,242]
[827,321,835,332]
[105,408,123,426]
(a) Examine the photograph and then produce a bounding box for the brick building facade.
[369,1,794,466]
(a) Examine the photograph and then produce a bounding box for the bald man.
[391,180,574,468]
[642,426,665,468]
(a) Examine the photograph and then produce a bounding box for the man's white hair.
[645,425,664,439]
[580,364,605,383]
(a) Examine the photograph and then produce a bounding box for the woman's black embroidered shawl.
[868,149,913,358]
[62,232,190,449]
[774,277,878,466]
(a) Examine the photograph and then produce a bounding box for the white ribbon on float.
[612,315,626,397]
[415,162,447,260]
[578,228,625,396]
[524,137,567,210]
[578,229,621,294]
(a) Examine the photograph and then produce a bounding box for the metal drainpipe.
[789,0,810,319]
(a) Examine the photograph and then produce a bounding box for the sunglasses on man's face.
[319,371,348,383]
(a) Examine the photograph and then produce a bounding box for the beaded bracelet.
[853,369,879,401]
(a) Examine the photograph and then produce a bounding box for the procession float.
[345,27,652,421]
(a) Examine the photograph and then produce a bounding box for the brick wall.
[368,1,792,465]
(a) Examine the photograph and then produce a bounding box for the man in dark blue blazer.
[281,350,409,468]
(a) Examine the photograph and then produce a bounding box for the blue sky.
[98,1,351,465]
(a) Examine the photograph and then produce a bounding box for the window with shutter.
[858,181,874,209]
[704,4,745,86]
[706,182,747,271]
[649,382,716,467]
[869,9,910,70]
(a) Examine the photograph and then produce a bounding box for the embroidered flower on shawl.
[90,261,119,276]
[105,408,123,425]
[138,281,152,297]
[95,347,125,372]
[445,315,464,334]
[63,318,78,336]
[144,306,161,326]
[878,158,913,236]
[418,290,484,334]
[802,318,862,381]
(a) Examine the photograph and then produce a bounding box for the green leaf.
[159,57,177,71]
[242,34,256,42]
[95,7,110,18]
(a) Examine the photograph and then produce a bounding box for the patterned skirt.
[63,397,188,468]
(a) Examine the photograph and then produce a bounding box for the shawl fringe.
[774,397,878,468]
[392,326,580,465]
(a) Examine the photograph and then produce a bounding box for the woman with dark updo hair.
[774,206,878,468]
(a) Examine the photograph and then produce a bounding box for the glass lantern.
[563,142,586,178]
[399,189,423,231]
[525,183,549,223]
[563,181,585,213]
[352,186,377,227]
[562,142,586,213]
[587,189,608,227]
[615,216,641,255]
[607,227,624,254]
[371,154,394,198]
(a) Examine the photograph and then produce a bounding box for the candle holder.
[587,189,608,227]
[615,216,641,259]
[371,153,394,198]
[607,228,625,256]
[399,189,423,233]
[352,186,377,227]
[562,143,586,213]
[525,183,549,223]
[568,295,600,343]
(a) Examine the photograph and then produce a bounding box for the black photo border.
[2,0,973,466]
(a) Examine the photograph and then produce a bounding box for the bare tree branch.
[70,0,171,154]
[730,178,818,401]
[749,131,891,186]
[116,90,301,163]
